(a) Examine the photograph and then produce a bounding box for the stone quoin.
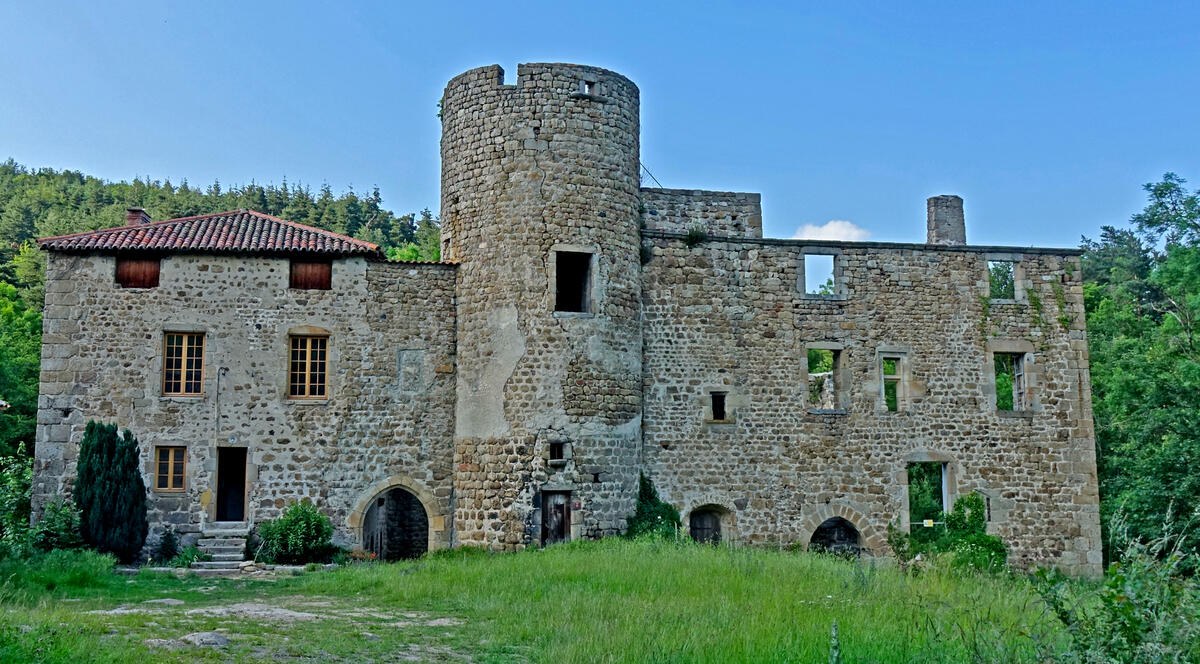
[30,63,1102,575]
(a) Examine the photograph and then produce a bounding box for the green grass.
[0,538,1071,663]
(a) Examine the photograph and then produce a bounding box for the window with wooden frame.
[163,333,204,396]
[115,256,161,288]
[289,335,329,399]
[154,446,186,492]
[289,260,332,290]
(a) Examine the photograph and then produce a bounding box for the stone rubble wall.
[640,232,1102,576]
[32,253,457,554]
[640,188,763,239]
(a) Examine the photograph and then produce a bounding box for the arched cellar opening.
[808,517,861,556]
[362,487,429,561]
[689,508,722,544]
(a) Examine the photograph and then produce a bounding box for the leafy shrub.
[625,473,680,538]
[73,421,148,563]
[888,492,1007,572]
[30,497,83,553]
[683,226,708,247]
[154,526,179,563]
[256,501,335,564]
[1032,524,1200,663]
[0,455,31,550]
[166,545,210,568]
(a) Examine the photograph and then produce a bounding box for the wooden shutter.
[115,257,160,288]
[289,260,332,290]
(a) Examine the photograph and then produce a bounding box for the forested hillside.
[0,159,439,458]
[1,160,1197,560]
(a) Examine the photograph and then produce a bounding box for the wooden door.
[689,510,721,544]
[541,492,570,545]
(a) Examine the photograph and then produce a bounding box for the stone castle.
[31,63,1102,575]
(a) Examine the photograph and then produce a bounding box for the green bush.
[625,473,681,538]
[0,455,31,549]
[153,526,179,563]
[30,497,83,553]
[166,545,210,568]
[888,492,1007,573]
[73,421,148,563]
[256,501,335,564]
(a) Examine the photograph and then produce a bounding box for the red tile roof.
[37,209,382,257]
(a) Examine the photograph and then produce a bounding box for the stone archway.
[348,475,448,558]
[362,487,428,560]
[797,504,884,555]
[808,517,861,556]
[685,504,732,544]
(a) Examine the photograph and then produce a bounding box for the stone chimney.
[125,207,152,225]
[926,195,965,245]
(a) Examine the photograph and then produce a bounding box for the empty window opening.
[804,254,835,296]
[362,487,429,561]
[549,441,566,461]
[908,462,947,546]
[808,517,861,556]
[881,356,902,412]
[988,260,1015,299]
[807,349,838,408]
[689,509,721,544]
[710,391,727,421]
[154,446,186,492]
[163,332,204,396]
[116,257,160,288]
[994,352,1028,411]
[582,79,598,95]
[555,251,592,313]
[290,260,332,290]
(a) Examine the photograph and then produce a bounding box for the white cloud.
[791,220,871,242]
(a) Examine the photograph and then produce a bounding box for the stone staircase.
[190,523,249,575]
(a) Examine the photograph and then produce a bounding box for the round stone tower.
[441,63,643,549]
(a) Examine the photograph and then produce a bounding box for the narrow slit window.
[115,257,160,288]
[290,260,332,290]
[289,336,329,399]
[881,356,902,412]
[988,261,1015,299]
[155,446,186,491]
[807,349,838,408]
[555,251,592,313]
[710,392,727,421]
[908,461,947,545]
[804,254,835,296]
[994,352,1028,411]
[163,333,204,396]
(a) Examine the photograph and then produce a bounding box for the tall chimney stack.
[125,207,152,225]
[926,195,965,245]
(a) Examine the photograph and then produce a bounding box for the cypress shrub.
[625,473,680,538]
[73,421,148,563]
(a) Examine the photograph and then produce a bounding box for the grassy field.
[0,538,1072,663]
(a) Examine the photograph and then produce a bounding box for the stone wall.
[33,252,457,554]
[441,63,643,550]
[640,188,763,238]
[639,231,1102,576]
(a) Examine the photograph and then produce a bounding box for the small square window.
[155,446,186,492]
[554,251,592,313]
[549,442,566,460]
[582,80,598,95]
[988,261,1015,300]
[994,352,1028,411]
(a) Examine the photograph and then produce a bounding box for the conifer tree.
[73,421,148,562]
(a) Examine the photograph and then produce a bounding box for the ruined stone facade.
[32,63,1102,575]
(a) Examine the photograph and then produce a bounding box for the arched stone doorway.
[809,517,861,556]
[362,487,429,561]
[689,508,723,544]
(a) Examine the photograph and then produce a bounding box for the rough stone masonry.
[31,62,1102,575]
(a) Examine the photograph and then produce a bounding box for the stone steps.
[191,524,248,571]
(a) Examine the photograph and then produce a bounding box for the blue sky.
[1,1,1197,248]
